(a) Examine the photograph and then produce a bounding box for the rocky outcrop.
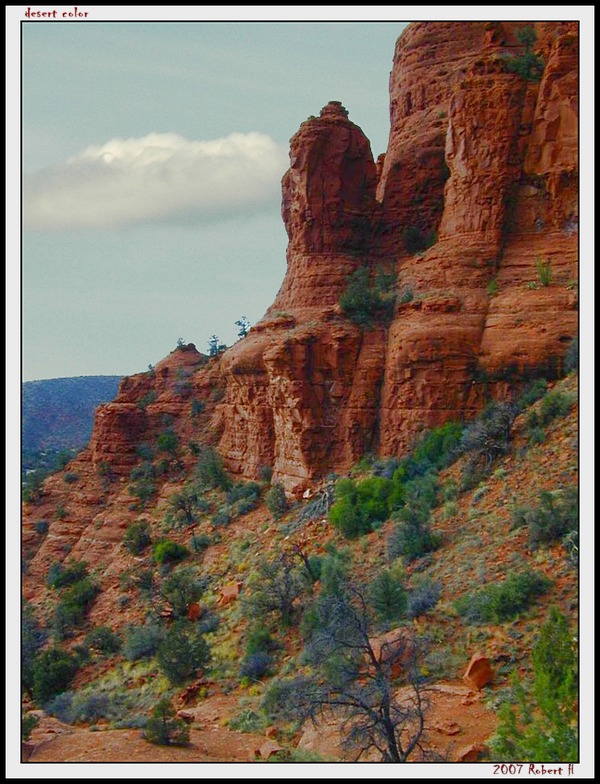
[23,21,578,509]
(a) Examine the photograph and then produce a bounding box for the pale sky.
[19,15,410,381]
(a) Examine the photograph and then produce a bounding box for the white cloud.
[23,131,289,230]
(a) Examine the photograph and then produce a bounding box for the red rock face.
[23,22,578,514]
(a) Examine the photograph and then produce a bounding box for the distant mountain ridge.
[22,376,122,453]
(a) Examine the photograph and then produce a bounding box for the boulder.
[463,652,493,690]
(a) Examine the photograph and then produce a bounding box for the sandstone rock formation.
[23,21,578,553]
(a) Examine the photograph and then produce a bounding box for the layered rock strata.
[23,21,578,504]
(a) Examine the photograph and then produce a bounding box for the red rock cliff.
[24,21,578,506]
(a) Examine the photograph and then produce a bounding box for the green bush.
[369,567,408,624]
[160,566,205,617]
[123,521,151,554]
[526,488,578,550]
[152,539,189,565]
[32,646,79,704]
[455,570,552,625]
[46,560,89,589]
[538,390,575,426]
[386,514,440,564]
[53,577,100,636]
[195,445,231,491]
[157,428,179,455]
[402,225,436,253]
[156,621,211,685]
[536,257,552,286]
[329,476,393,539]
[122,622,164,661]
[458,401,518,471]
[339,266,396,327]
[144,698,190,746]
[490,607,577,761]
[34,520,49,535]
[503,25,545,82]
[517,378,548,411]
[84,626,122,655]
[564,336,578,373]
[265,483,288,520]
[190,533,212,553]
[22,711,39,741]
[411,422,464,472]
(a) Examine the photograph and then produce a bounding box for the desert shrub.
[258,465,273,482]
[84,626,122,655]
[195,445,231,491]
[244,554,308,628]
[157,428,179,455]
[402,225,436,253]
[536,257,552,286]
[228,708,268,733]
[526,488,578,550]
[144,698,190,746]
[156,621,211,685]
[190,533,212,553]
[165,485,210,530]
[22,601,47,697]
[490,607,577,761]
[34,520,49,535]
[386,514,440,565]
[455,570,552,625]
[503,25,545,82]
[329,476,393,539]
[245,626,275,656]
[152,539,189,565]
[22,711,39,741]
[211,505,233,527]
[564,336,578,374]
[45,690,112,724]
[537,390,575,426]
[32,646,79,704]
[53,576,100,636]
[235,497,259,517]
[562,530,578,568]
[339,266,396,327]
[123,520,151,554]
[517,378,548,410]
[122,622,164,661]
[265,483,288,520]
[368,566,408,624]
[458,401,518,471]
[227,481,261,505]
[63,472,79,484]
[190,398,205,417]
[160,566,206,617]
[407,578,442,619]
[411,421,464,472]
[239,652,274,681]
[46,559,88,589]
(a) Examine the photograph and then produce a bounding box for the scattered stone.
[463,652,493,690]
[218,581,243,607]
[254,739,284,760]
[434,721,462,736]
[456,743,489,762]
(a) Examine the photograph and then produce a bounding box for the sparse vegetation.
[144,698,190,746]
[339,266,396,327]
[455,570,552,625]
[503,25,545,82]
[123,520,152,554]
[490,607,577,761]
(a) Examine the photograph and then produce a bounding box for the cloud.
[23,131,289,230]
